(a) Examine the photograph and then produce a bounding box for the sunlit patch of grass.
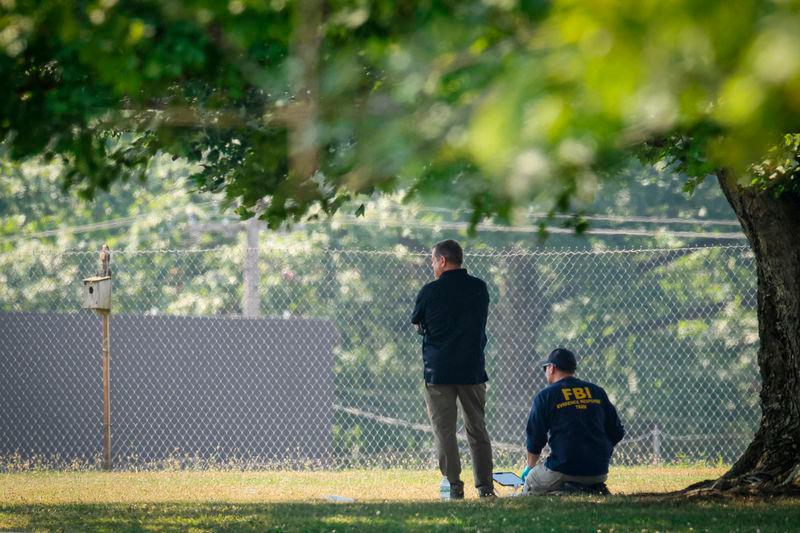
[608,465,727,494]
[0,466,728,506]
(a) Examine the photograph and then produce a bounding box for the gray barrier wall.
[0,312,337,466]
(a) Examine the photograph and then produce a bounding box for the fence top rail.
[3,243,753,259]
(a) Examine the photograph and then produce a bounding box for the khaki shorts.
[522,464,607,495]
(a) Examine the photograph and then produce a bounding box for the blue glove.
[520,465,531,483]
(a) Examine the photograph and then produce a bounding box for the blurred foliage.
[1,0,798,227]
[2,0,780,463]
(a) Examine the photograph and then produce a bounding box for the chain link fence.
[0,243,760,469]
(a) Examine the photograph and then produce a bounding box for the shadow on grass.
[2,496,800,532]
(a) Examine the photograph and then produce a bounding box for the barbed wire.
[418,206,742,227]
[327,215,748,240]
[3,200,746,244]
[2,242,753,259]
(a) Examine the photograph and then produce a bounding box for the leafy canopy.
[1,0,798,226]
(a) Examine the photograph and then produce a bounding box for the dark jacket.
[411,269,489,384]
[526,376,625,476]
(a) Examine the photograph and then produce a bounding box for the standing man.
[411,239,495,499]
[520,348,625,495]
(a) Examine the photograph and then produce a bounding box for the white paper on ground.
[325,494,356,503]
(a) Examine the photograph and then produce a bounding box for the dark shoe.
[591,482,611,495]
[450,484,465,499]
[478,488,497,498]
[561,481,610,495]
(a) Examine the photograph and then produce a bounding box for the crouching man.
[521,348,624,495]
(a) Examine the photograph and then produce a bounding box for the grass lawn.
[2,466,799,531]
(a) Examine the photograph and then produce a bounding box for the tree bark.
[492,252,550,444]
[699,170,800,494]
[288,0,322,181]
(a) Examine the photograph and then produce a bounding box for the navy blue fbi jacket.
[526,376,625,476]
[410,269,489,385]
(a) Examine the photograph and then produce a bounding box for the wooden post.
[83,244,113,471]
[100,309,112,470]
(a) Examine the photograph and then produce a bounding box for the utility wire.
[1,201,219,243]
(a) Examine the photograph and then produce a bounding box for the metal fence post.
[243,218,260,317]
[652,425,662,465]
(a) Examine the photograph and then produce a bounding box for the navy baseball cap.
[539,348,577,372]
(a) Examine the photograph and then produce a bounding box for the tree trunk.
[288,0,322,181]
[698,170,800,494]
[492,251,550,445]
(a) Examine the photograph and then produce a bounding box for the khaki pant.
[522,464,607,495]
[424,382,493,492]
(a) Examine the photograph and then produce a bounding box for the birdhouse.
[82,276,112,310]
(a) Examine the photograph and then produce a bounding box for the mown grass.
[2,466,799,531]
[1,466,725,504]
